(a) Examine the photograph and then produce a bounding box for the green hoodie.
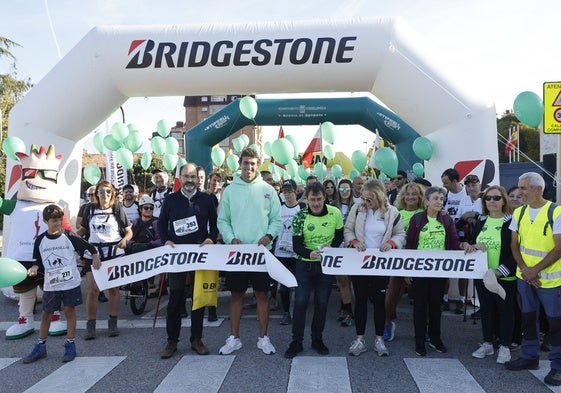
[217,171,281,248]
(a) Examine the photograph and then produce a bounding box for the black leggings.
[352,275,389,337]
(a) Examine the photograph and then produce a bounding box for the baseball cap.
[413,177,432,187]
[139,195,155,206]
[464,174,480,184]
[281,179,297,191]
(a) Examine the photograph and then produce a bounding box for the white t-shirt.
[456,195,482,219]
[363,209,386,249]
[444,189,465,221]
[274,203,302,258]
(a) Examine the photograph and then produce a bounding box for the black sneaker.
[455,301,465,315]
[545,369,561,386]
[311,339,329,356]
[415,345,427,357]
[505,357,539,371]
[284,340,303,359]
[429,341,447,353]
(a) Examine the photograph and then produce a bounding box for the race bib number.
[47,266,73,287]
[173,216,199,236]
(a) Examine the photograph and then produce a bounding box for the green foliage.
[496,112,539,163]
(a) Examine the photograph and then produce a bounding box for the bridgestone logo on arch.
[125,37,357,69]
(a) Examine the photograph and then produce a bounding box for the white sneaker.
[472,342,494,358]
[374,338,389,357]
[496,345,511,364]
[219,335,242,355]
[349,338,367,356]
[257,336,276,355]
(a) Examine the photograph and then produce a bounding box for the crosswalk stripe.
[529,360,561,392]
[23,356,126,393]
[404,358,486,393]
[154,355,235,393]
[287,357,351,393]
[0,358,18,370]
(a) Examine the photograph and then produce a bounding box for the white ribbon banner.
[91,244,297,291]
[320,247,488,279]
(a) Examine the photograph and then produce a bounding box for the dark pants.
[412,277,446,346]
[352,275,389,337]
[292,261,332,343]
[475,278,516,346]
[167,271,204,343]
[277,257,297,313]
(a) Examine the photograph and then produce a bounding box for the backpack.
[517,202,558,236]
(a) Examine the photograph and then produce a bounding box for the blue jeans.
[291,261,332,343]
[517,279,561,370]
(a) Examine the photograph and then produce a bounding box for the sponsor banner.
[91,244,297,291]
[320,247,487,279]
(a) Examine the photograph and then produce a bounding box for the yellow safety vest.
[516,201,561,288]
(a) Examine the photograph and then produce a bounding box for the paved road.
[0,282,557,393]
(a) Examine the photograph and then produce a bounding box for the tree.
[496,112,539,163]
[0,37,32,229]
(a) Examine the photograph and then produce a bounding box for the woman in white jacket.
[344,179,406,357]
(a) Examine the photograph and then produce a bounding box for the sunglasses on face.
[142,206,154,210]
[22,168,58,183]
[98,189,112,195]
[339,187,351,192]
[123,189,134,194]
[484,195,502,201]
[361,196,373,203]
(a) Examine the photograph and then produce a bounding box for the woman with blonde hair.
[345,180,405,356]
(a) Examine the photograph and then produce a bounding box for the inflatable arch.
[186,96,421,175]
[5,17,499,251]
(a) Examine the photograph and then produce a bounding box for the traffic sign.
[544,81,561,133]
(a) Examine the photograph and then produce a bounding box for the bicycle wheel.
[130,280,149,315]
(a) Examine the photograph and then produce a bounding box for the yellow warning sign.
[544,81,561,134]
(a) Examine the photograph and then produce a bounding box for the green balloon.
[378,173,388,182]
[151,136,166,155]
[412,137,433,161]
[320,122,336,144]
[239,96,258,120]
[124,130,143,152]
[127,123,138,132]
[211,148,226,167]
[165,137,179,155]
[298,165,310,180]
[93,132,105,153]
[513,91,544,128]
[412,162,424,177]
[314,162,327,180]
[233,137,245,154]
[349,169,360,180]
[103,134,122,151]
[263,141,272,156]
[163,153,178,171]
[83,164,102,185]
[351,150,367,172]
[331,164,342,178]
[323,144,335,160]
[177,157,187,168]
[271,139,294,165]
[226,154,239,172]
[374,147,398,178]
[141,152,152,170]
[2,136,26,160]
[0,257,28,288]
[157,119,171,138]
[239,134,249,148]
[111,122,129,143]
[248,143,260,153]
[284,135,299,158]
[287,159,299,177]
[115,148,134,169]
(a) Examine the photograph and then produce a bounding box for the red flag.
[173,166,181,192]
[301,128,322,168]
[278,126,285,139]
[505,126,518,155]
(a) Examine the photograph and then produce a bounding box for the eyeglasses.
[22,168,58,183]
[142,206,154,210]
[361,196,373,203]
[339,187,351,192]
[484,195,502,201]
[98,189,112,195]
[325,186,334,189]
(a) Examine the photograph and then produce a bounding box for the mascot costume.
[0,145,72,339]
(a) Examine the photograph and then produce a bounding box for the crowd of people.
[16,149,561,386]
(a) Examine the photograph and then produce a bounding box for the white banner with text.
[320,248,488,278]
[91,244,297,291]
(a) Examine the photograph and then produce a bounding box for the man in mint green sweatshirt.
[217,148,282,356]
